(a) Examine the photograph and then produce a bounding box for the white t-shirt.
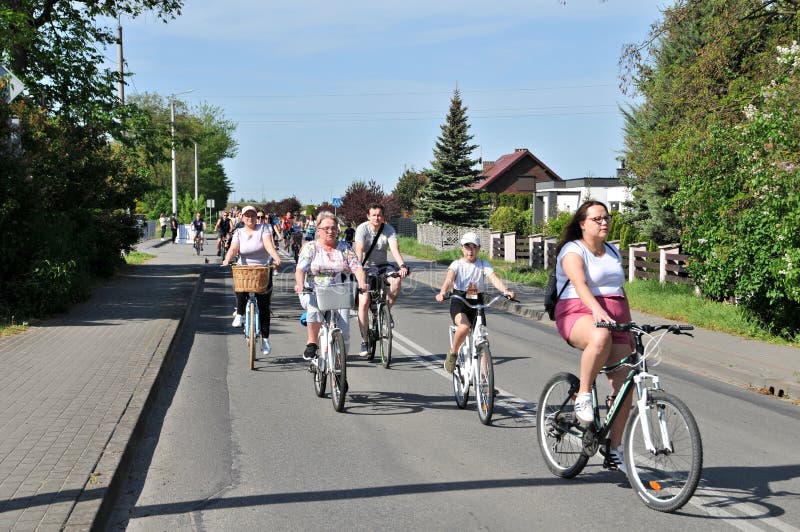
[555,240,624,299]
[447,258,494,292]
[159,216,168,228]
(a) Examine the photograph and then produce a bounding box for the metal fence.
[417,223,491,251]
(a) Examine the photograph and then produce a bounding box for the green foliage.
[621,0,799,244]
[672,43,800,336]
[391,168,427,215]
[177,192,207,224]
[489,206,527,234]
[415,89,489,226]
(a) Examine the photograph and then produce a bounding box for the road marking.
[391,331,537,424]
[392,330,798,530]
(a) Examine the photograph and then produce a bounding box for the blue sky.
[117,0,666,205]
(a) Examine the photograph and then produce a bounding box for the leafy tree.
[673,42,800,337]
[619,0,798,243]
[391,168,427,215]
[415,88,488,226]
[339,179,387,224]
[489,206,526,234]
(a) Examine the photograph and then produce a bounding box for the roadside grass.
[123,251,156,265]
[399,237,796,346]
[0,318,28,337]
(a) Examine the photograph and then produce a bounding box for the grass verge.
[0,319,28,337]
[124,251,156,265]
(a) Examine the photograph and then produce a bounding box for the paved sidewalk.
[0,241,796,531]
[0,239,205,531]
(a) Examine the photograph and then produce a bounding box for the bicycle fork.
[633,373,673,455]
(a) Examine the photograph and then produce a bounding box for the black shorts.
[449,291,486,327]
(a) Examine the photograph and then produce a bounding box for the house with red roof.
[472,148,562,195]
[474,148,631,223]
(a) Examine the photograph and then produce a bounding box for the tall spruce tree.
[415,89,488,226]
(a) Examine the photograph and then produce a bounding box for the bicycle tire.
[624,390,703,513]
[330,330,347,412]
[452,346,469,409]
[379,304,393,369]
[537,372,588,478]
[475,344,494,425]
[247,301,257,370]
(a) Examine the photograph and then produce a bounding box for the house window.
[609,201,620,212]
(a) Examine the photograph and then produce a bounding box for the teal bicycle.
[537,322,703,513]
[230,265,272,370]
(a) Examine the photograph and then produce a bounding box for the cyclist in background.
[214,211,233,257]
[355,203,408,357]
[304,216,317,241]
[192,212,206,250]
[281,211,294,250]
[343,222,355,248]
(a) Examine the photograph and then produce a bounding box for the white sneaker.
[262,338,271,355]
[610,445,627,474]
[232,314,243,327]
[574,392,594,425]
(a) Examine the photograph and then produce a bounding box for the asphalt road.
[110,251,800,531]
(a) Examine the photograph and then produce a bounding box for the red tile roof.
[472,148,562,189]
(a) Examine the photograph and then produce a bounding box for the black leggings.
[236,291,272,337]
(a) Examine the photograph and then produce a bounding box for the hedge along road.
[112,248,800,531]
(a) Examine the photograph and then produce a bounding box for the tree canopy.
[620,0,800,336]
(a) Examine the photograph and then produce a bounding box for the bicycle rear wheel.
[536,372,588,478]
[247,301,257,370]
[475,344,494,425]
[452,346,469,409]
[624,390,703,512]
[330,330,347,412]
[379,304,393,369]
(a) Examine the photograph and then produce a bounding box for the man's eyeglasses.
[257,215,264,219]
[588,215,612,224]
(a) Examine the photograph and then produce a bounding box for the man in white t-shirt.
[354,203,409,356]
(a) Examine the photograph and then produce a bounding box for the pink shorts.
[555,295,633,346]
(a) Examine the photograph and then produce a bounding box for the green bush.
[489,206,526,234]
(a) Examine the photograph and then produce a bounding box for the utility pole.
[117,16,124,104]
[194,141,199,201]
[169,90,194,217]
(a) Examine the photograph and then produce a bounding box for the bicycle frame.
[242,292,261,341]
[588,324,687,455]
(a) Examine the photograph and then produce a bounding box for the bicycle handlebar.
[596,322,694,335]
[445,293,518,308]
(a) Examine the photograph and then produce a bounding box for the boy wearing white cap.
[435,232,514,373]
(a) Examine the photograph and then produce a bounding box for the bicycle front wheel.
[624,390,703,513]
[247,301,257,370]
[536,372,588,478]
[475,345,494,425]
[330,330,347,412]
[379,304,393,369]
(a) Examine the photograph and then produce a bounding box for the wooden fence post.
[490,231,502,259]
[659,243,681,284]
[544,236,558,269]
[629,242,648,282]
[504,232,516,262]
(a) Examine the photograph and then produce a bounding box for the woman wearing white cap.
[223,205,283,355]
[435,232,514,373]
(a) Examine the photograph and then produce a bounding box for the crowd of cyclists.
[203,200,630,472]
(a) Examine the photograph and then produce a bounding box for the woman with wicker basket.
[223,205,283,355]
[294,211,369,360]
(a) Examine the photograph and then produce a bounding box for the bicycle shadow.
[682,464,800,520]
[344,390,467,416]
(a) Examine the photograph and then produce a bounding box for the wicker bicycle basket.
[231,265,272,293]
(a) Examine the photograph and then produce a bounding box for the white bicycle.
[448,293,516,425]
[304,282,355,412]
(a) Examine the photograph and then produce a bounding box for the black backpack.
[544,242,619,321]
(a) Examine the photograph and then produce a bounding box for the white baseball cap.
[241,205,257,216]
[460,232,481,247]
